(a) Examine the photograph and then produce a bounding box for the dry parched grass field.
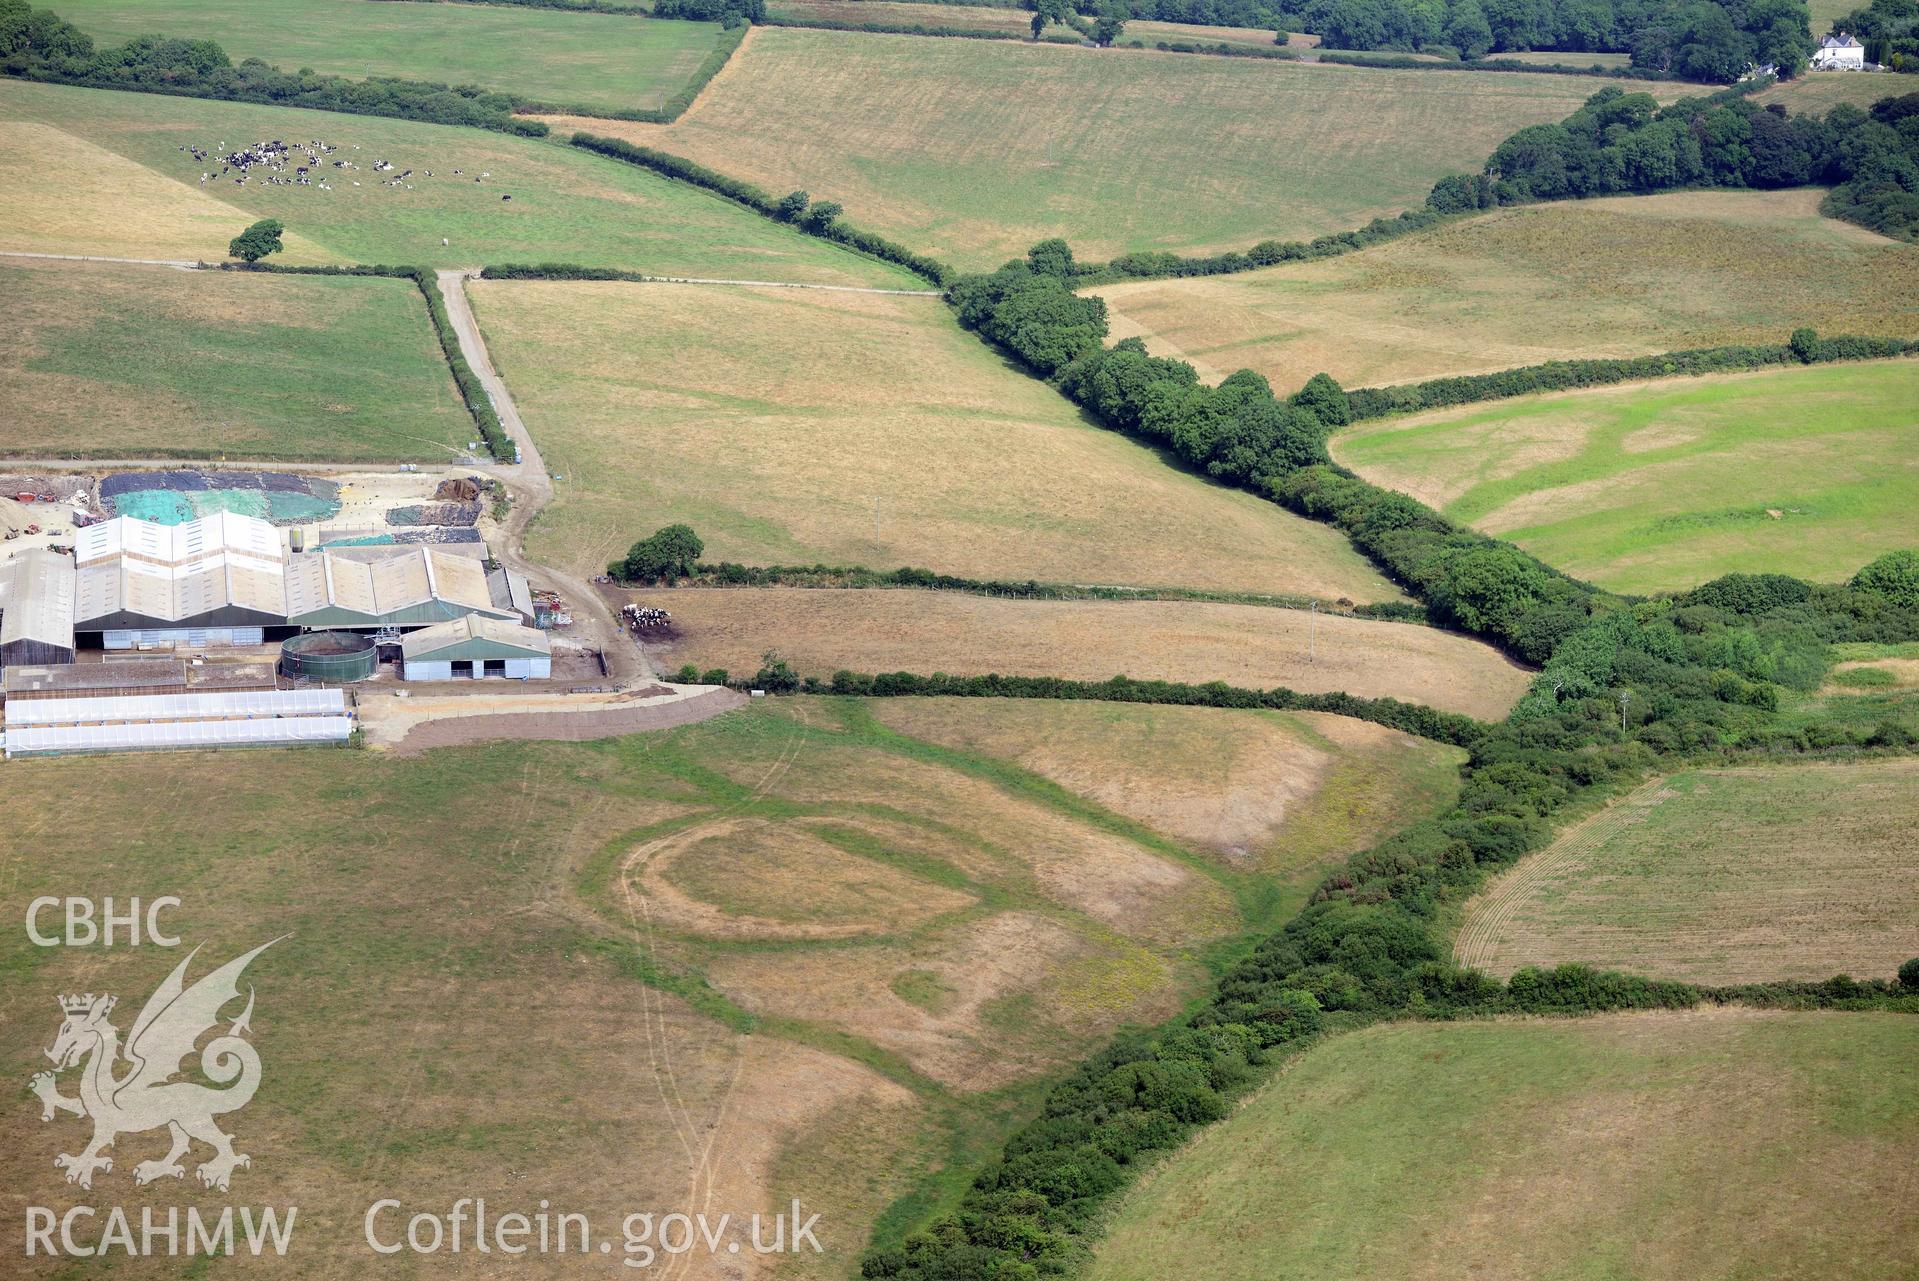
[1096,190,1919,394]
[0,256,472,461]
[1454,760,1919,985]
[1087,1009,1919,1281]
[0,117,336,264]
[472,279,1399,599]
[634,587,1534,720]
[867,698,1464,887]
[542,28,1653,268]
[0,696,1464,1277]
[0,697,1478,1275]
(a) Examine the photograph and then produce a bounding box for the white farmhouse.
[1812,33,1866,69]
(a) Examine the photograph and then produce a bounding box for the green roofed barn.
[400,616,551,681]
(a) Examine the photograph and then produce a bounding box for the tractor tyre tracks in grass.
[1452,776,1678,972]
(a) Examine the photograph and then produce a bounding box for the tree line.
[0,0,547,134]
[1296,0,1811,74]
[1437,83,1919,240]
[866,242,1919,1279]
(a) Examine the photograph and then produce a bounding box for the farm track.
[0,249,200,269]
[436,267,651,686]
[1452,776,1677,972]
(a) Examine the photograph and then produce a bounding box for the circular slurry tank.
[280,630,378,682]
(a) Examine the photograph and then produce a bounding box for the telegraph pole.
[874,496,881,546]
[1619,689,1632,731]
[1308,601,1318,664]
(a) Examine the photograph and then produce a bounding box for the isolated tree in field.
[611,524,704,583]
[228,218,284,263]
[1093,3,1127,44]
[775,190,809,222]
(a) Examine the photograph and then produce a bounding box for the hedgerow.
[861,236,1919,1280]
[568,134,953,284]
[1344,332,1919,420]
[751,669,1484,745]
[0,1,547,135]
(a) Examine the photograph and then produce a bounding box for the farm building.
[283,547,525,630]
[74,511,291,647]
[401,616,551,680]
[2,687,351,758]
[0,548,77,668]
[4,660,190,700]
[67,511,531,648]
[1812,33,1866,68]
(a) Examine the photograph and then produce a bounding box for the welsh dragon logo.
[31,939,282,1192]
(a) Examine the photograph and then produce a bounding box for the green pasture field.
[1096,189,1919,393]
[1453,759,1919,985]
[549,28,1662,268]
[0,696,1468,1271]
[0,80,919,284]
[1088,1010,1919,1281]
[0,255,471,460]
[57,0,724,116]
[1330,359,1919,593]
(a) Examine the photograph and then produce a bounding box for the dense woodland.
[1436,84,1919,239]
[1066,0,1813,77]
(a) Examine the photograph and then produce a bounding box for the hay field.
[1088,1009,1919,1281]
[541,28,1651,267]
[1096,191,1919,393]
[1454,761,1919,985]
[58,0,724,116]
[469,279,1398,599]
[867,699,1464,899]
[0,256,472,460]
[633,588,1533,719]
[0,80,915,283]
[1330,359,1919,593]
[766,0,1086,41]
[0,699,1273,1276]
[1754,70,1919,113]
